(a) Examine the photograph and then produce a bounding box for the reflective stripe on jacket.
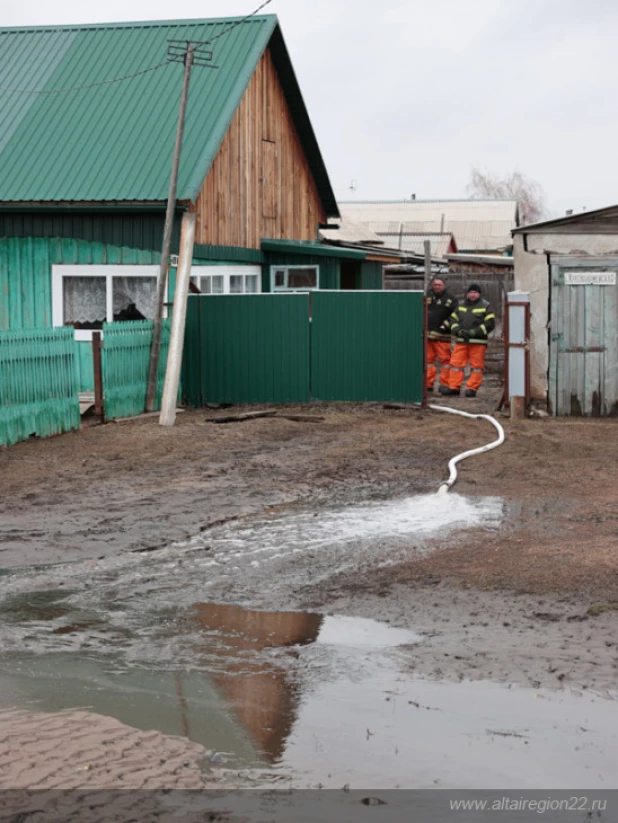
[448,298,495,345]
[427,290,458,341]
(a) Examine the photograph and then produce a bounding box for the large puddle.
[0,492,503,653]
[0,601,617,789]
[3,492,614,789]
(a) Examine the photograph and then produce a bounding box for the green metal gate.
[183,291,423,405]
[311,291,423,402]
[184,294,310,404]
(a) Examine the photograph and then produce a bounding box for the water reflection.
[192,603,323,762]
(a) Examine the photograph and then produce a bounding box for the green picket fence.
[101,320,173,420]
[0,327,80,447]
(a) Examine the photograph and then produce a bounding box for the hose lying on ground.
[428,404,505,494]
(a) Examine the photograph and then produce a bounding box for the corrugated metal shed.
[0,16,337,214]
[375,232,454,258]
[340,199,518,253]
[318,219,384,245]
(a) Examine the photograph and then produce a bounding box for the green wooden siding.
[75,341,95,393]
[0,211,178,252]
[262,252,340,292]
[311,291,423,402]
[0,326,80,446]
[0,237,163,331]
[193,244,264,264]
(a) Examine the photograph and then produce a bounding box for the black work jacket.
[427,289,458,341]
[449,297,496,345]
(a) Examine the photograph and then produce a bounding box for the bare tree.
[467,167,548,226]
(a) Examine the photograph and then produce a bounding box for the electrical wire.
[0,60,170,95]
[0,0,274,95]
[207,0,273,42]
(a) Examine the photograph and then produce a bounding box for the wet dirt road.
[1,402,618,791]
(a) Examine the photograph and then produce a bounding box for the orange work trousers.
[449,343,487,391]
[426,339,452,389]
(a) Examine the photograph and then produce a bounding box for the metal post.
[145,44,195,413]
[422,295,428,408]
[423,240,432,294]
[92,331,104,420]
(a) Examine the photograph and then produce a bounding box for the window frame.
[191,265,262,296]
[52,265,161,341]
[270,264,320,292]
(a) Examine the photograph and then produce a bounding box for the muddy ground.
[1,377,618,793]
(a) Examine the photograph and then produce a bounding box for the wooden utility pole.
[145,39,216,412]
[145,44,195,412]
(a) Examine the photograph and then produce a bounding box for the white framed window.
[52,265,161,341]
[270,265,319,291]
[191,265,261,295]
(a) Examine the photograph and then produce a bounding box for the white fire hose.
[428,405,505,494]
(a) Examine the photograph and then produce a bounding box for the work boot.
[464,389,477,398]
[439,387,460,396]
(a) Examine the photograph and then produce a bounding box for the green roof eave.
[261,239,366,260]
[0,201,174,212]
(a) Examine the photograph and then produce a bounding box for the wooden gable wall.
[195,47,327,249]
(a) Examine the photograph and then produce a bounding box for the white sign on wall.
[564,272,616,286]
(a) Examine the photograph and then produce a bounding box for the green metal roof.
[0,17,338,215]
[261,239,366,260]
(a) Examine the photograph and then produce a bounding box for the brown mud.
[1,377,618,789]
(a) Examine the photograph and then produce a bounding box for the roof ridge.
[339,198,518,204]
[0,15,277,34]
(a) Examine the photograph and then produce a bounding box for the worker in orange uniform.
[439,283,495,397]
[426,277,458,393]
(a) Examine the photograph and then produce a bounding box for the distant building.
[340,199,519,255]
[513,206,618,414]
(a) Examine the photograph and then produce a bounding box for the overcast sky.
[4,0,617,217]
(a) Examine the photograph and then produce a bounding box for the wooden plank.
[92,331,104,418]
[584,286,602,415]
[602,283,618,414]
[262,140,278,220]
[206,410,277,424]
[548,267,561,415]
[574,281,586,413]
[194,47,326,250]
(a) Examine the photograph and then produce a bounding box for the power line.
[0,0,274,95]
[207,0,273,42]
[0,60,170,95]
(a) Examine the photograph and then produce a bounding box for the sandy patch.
[0,708,211,790]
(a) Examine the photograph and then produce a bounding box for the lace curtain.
[63,277,106,324]
[112,276,157,319]
[62,275,157,324]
